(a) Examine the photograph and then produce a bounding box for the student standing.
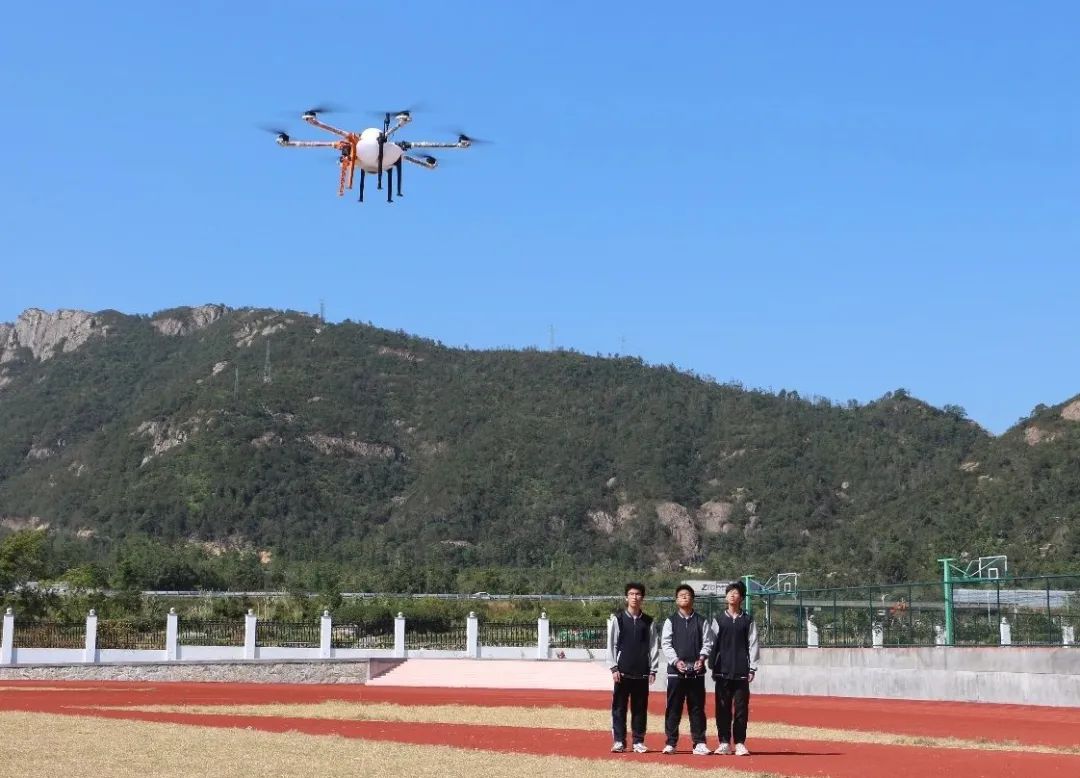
[709,580,759,756]
[606,582,659,753]
[660,584,714,755]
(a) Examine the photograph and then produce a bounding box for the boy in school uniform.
[660,584,714,755]
[709,580,759,756]
[606,582,660,753]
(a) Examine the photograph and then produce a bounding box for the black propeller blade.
[369,102,425,120]
[455,132,492,147]
[300,103,343,116]
[258,125,290,143]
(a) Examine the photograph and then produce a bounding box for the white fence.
[0,608,605,665]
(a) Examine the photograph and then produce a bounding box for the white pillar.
[466,611,479,658]
[934,625,946,646]
[166,608,178,661]
[872,623,884,648]
[806,617,819,648]
[537,612,550,659]
[320,610,332,658]
[999,617,1012,646]
[85,609,98,663]
[393,612,406,658]
[1,608,13,665]
[244,609,257,660]
[1063,625,1075,646]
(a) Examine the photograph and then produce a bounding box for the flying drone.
[265,106,483,203]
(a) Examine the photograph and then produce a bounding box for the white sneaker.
[632,743,649,754]
[692,743,711,756]
[714,743,731,755]
[661,744,675,754]
[735,743,751,756]
[610,742,625,753]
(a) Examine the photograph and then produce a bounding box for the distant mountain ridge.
[1,305,1077,586]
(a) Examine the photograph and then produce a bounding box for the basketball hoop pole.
[743,575,753,616]
[938,558,955,646]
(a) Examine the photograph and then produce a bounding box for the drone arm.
[384,116,410,139]
[278,140,344,149]
[401,140,467,149]
[403,155,438,170]
[303,116,351,138]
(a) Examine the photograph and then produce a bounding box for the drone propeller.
[454,131,491,147]
[301,103,343,116]
[369,102,425,120]
[258,125,290,143]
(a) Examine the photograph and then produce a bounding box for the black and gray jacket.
[708,610,759,680]
[606,610,660,678]
[660,611,714,678]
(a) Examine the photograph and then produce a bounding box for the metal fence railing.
[14,621,85,649]
[748,575,1080,648]
[331,619,396,649]
[405,618,466,650]
[96,621,167,650]
[179,620,246,646]
[256,621,320,648]
[479,621,536,647]
[549,622,607,649]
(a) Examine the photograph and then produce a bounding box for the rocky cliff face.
[151,304,229,336]
[0,308,103,363]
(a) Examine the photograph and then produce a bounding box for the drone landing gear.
[357,166,401,203]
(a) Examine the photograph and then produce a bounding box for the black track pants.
[664,675,706,747]
[714,677,750,744]
[611,676,649,744]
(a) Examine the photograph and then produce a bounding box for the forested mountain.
[1,305,1077,593]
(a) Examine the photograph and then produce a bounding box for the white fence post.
[1,608,13,665]
[806,616,819,648]
[537,612,550,659]
[244,609,257,659]
[166,608,178,661]
[999,617,1012,646]
[872,623,884,648]
[394,612,406,658]
[1063,625,1075,646]
[466,611,479,658]
[320,610,332,659]
[85,609,98,663]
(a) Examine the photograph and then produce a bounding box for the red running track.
[2,681,1079,778]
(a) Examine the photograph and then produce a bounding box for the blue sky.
[2,2,1077,434]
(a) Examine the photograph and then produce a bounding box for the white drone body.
[269,108,478,202]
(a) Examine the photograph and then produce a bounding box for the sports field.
[1,681,1078,777]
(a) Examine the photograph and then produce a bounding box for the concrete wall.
[756,646,1080,707]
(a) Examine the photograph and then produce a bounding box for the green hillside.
[1,306,1077,594]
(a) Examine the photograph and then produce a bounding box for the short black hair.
[726,581,747,597]
[625,582,646,597]
[675,584,695,598]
